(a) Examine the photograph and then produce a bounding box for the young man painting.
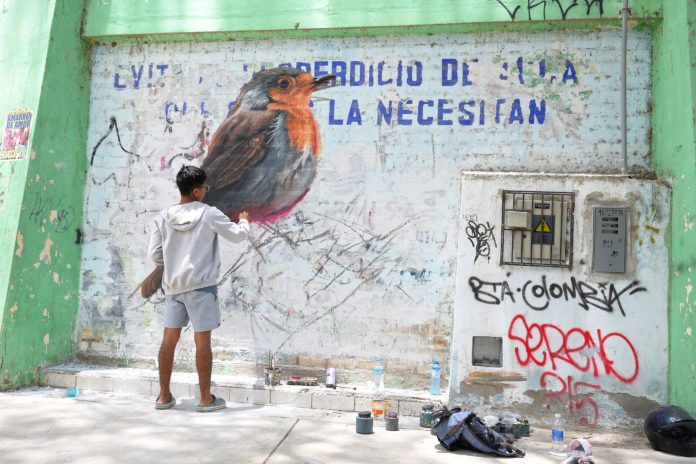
[147,165,250,412]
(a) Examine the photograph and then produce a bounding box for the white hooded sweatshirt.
[147,201,249,295]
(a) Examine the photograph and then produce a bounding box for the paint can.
[356,411,374,434]
[263,367,281,386]
[420,404,434,428]
[385,410,399,431]
[518,419,530,437]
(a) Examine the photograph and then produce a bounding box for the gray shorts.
[164,286,220,332]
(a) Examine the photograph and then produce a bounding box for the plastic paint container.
[356,411,374,434]
[371,399,391,420]
[385,411,399,431]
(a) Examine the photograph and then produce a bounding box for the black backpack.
[432,407,525,458]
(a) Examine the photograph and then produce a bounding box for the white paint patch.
[685,214,694,231]
[9,303,17,313]
[43,333,49,353]
[49,210,58,222]
[687,327,692,337]
[43,308,49,317]
[38,236,53,265]
[686,281,693,304]
[15,232,24,257]
[53,272,60,284]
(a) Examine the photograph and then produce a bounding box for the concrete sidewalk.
[0,387,692,464]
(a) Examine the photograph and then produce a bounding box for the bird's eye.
[277,78,291,89]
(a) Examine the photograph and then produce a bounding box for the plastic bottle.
[551,412,565,455]
[326,367,336,389]
[373,357,385,392]
[64,387,79,398]
[430,360,441,395]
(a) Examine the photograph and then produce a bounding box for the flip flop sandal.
[197,394,226,412]
[155,394,176,410]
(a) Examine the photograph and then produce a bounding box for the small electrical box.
[592,207,629,273]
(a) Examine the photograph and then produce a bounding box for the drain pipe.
[621,0,629,174]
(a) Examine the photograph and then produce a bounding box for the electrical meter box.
[592,207,629,273]
[501,191,574,268]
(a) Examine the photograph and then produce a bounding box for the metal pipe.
[621,0,629,174]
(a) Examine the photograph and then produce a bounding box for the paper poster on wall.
[1,109,32,161]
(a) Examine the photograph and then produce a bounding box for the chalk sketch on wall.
[202,68,336,223]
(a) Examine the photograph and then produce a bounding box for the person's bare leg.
[194,330,213,405]
[157,327,181,404]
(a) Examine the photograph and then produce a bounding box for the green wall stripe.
[83,0,662,40]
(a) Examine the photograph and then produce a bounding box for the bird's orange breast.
[268,86,321,155]
[284,109,320,156]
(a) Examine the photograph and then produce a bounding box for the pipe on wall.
[621,0,629,174]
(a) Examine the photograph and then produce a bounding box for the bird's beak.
[310,74,337,92]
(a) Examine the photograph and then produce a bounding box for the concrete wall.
[77,30,653,387]
[452,172,670,427]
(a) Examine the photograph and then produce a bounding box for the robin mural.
[201,67,336,223]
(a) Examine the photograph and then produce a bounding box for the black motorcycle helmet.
[644,405,696,457]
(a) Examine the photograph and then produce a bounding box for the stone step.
[40,363,442,417]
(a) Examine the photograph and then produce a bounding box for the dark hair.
[176,165,207,195]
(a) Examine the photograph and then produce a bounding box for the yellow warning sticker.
[535,218,552,233]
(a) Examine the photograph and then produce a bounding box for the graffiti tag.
[508,313,640,383]
[28,192,75,233]
[469,275,646,315]
[495,0,605,21]
[541,372,602,426]
[508,313,639,426]
[465,220,497,263]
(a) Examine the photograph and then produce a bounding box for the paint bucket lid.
[386,411,398,419]
[358,411,372,418]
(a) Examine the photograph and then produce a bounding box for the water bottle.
[551,413,565,455]
[64,387,79,398]
[430,360,441,395]
[373,357,384,392]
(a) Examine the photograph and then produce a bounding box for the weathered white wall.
[451,172,670,427]
[77,31,653,386]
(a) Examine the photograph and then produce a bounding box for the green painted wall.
[0,0,56,376]
[83,0,662,42]
[652,0,696,413]
[0,0,53,344]
[0,0,90,389]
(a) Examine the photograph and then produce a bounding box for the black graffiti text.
[496,0,605,21]
[468,275,646,316]
[466,220,497,263]
[28,192,75,233]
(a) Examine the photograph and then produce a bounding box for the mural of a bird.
[201,68,336,223]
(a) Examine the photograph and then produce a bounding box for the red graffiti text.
[507,314,639,383]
